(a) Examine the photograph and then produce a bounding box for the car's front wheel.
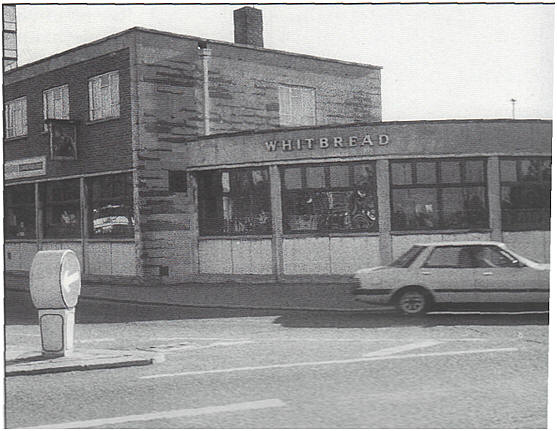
[396,288,431,316]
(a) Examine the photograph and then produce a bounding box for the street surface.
[5,289,549,428]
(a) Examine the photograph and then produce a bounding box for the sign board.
[30,249,81,309]
[264,133,390,152]
[4,156,46,180]
[47,119,78,160]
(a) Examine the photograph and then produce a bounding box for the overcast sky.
[12,3,554,121]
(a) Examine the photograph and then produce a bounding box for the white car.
[352,241,550,316]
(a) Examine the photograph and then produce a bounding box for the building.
[4,9,551,284]
[178,119,551,281]
[4,7,384,283]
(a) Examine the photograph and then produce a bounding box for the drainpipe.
[198,41,211,135]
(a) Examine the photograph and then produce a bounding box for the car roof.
[413,241,506,247]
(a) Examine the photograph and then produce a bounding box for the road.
[5,289,549,428]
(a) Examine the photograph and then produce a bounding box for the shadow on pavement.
[5,289,296,325]
[5,289,549,328]
[272,310,549,329]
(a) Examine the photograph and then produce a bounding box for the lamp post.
[510,98,517,119]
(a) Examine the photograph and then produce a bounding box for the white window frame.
[4,96,27,138]
[88,71,120,121]
[43,84,70,131]
[278,84,316,127]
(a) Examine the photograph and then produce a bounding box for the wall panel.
[330,236,380,274]
[283,237,330,274]
[199,240,233,274]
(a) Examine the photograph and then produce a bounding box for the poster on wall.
[47,119,78,160]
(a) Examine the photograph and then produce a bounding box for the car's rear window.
[389,246,425,268]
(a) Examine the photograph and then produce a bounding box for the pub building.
[4,7,551,284]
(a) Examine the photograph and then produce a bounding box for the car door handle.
[421,271,431,275]
[482,272,493,276]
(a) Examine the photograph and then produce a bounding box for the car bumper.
[352,287,393,305]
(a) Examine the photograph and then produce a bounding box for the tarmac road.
[5,289,549,428]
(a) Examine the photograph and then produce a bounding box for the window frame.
[42,179,81,239]
[422,245,477,269]
[500,156,551,231]
[43,84,70,131]
[390,158,489,232]
[88,173,134,238]
[5,184,36,239]
[197,167,272,237]
[88,70,120,121]
[4,96,27,138]
[281,161,379,235]
[278,84,316,127]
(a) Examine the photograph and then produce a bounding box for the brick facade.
[4,49,133,180]
[3,26,383,282]
[131,29,381,280]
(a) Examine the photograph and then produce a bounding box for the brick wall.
[4,49,132,181]
[132,30,382,280]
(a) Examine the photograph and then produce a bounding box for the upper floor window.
[390,158,488,231]
[88,71,119,121]
[4,96,27,138]
[43,84,69,131]
[278,85,316,127]
[500,157,551,231]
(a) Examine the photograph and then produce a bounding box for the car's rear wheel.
[396,288,431,316]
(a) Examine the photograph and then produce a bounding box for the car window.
[472,246,519,268]
[389,246,425,268]
[422,246,476,268]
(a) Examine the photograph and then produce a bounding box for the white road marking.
[140,347,519,380]
[364,340,443,357]
[147,337,249,341]
[23,399,285,429]
[141,340,252,353]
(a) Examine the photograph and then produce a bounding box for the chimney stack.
[233,7,263,48]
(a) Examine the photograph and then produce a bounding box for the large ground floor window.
[500,157,551,230]
[42,179,81,238]
[391,158,488,230]
[197,168,272,235]
[5,184,36,239]
[281,162,378,233]
[88,173,134,238]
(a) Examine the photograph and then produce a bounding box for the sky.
[11,3,555,121]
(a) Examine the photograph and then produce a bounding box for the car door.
[418,245,478,303]
[472,245,545,303]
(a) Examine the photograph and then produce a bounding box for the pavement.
[4,271,381,312]
[4,271,385,377]
[6,348,165,377]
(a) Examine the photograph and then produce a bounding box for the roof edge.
[186,118,553,142]
[6,25,381,77]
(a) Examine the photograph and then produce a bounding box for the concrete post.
[188,172,200,274]
[487,156,503,241]
[35,182,42,242]
[376,159,392,264]
[80,177,87,274]
[269,165,284,280]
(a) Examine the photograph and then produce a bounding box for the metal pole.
[200,47,211,135]
[510,98,516,119]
